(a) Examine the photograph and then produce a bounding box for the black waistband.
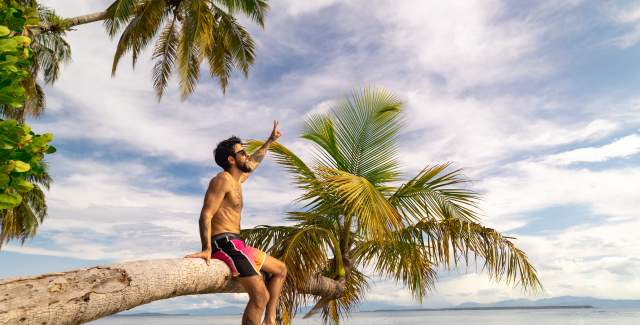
[211,232,240,242]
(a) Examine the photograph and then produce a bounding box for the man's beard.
[238,162,252,173]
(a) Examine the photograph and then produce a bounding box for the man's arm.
[240,120,282,183]
[185,175,227,265]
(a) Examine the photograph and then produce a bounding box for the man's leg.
[237,275,270,325]
[260,255,288,325]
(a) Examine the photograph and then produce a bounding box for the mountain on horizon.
[457,296,640,309]
[113,296,640,316]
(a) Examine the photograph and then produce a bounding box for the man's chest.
[225,185,243,209]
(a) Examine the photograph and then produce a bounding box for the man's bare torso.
[211,171,244,235]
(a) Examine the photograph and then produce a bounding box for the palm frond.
[241,225,296,253]
[414,218,542,292]
[26,163,52,190]
[186,0,214,60]
[389,163,481,223]
[212,0,269,27]
[152,16,178,99]
[205,13,233,91]
[215,7,255,76]
[301,114,346,171]
[177,16,201,100]
[0,184,47,248]
[104,0,140,37]
[351,228,437,301]
[22,82,45,119]
[246,140,317,190]
[316,168,402,241]
[31,24,71,84]
[331,87,403,185]
[111,0,166,75]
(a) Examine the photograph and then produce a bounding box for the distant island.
[112,312,190,317]
[109,296,640,316]
[373,305,593,312]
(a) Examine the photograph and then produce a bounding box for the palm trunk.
[64,11,109,27]
[27,11,108,36]
[0,258,344,324]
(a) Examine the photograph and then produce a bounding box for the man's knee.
[272,260,287,278]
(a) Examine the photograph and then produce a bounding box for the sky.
[1,0,640,313]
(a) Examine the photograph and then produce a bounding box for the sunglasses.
[234,149,248,157]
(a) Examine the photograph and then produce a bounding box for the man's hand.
[184,249,212,266]
[269,120,282,142]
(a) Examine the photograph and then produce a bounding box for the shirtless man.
[185,121,287,325]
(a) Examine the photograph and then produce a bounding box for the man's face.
[231,143,252,173]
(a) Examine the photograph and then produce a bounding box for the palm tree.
[16,0,268,105]
[242,88,542,324]
[0,170,51,248]
[53,0,269,100]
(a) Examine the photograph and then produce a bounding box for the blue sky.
[1,0,640,313]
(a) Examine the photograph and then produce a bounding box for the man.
[185,121,287,325]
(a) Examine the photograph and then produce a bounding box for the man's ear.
[227,155,235,167]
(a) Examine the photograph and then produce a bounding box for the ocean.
[89,308,640,324]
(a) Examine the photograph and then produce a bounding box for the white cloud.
[513,221,640,299]
[273,0,341,16]
[397,92,622,173]
[371,0,546,91]
[545,133,640,165]
[482,162,640,227]
[608,1,640,48]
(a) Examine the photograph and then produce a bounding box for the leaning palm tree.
[243,88,542,324]
[19,0,268,104]
[69,0,268,99]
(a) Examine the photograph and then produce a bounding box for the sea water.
[89,308,640,324]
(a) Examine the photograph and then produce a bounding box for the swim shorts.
[211,232,266,277]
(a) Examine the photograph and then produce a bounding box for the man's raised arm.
[241,120,282,182]
[184,175,227,265]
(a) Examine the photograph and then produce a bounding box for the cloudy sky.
[2,0,640,313]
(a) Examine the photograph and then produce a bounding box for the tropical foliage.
[0,1,71,122]
[0,2,34,109]
[103,0,269,99]
[0,2,55,248]
[242,88,542,324]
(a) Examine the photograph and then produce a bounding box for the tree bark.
[0,258,343,324]
[63,11,109,28]
[27,11,108,36]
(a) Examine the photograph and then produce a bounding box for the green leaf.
[13,160,30,172]
[12,178,33,192]
[3,161,15,173]
[0,25,10,37]
[44,145,56,154]
[0,191,22,209]
[0,173,9,187]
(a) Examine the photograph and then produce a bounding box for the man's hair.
[214,136,242,170]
